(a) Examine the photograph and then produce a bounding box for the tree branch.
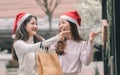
[51,0,62,13]
[49,0,53,11]
[35,0,46,13]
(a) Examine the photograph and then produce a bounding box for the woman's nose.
[34,24,38,29]
[59,24,63,29]
[34,24,37,27]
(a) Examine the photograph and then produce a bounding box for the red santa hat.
[12,12,31,39]
[60,10,81,35]
[60,10,81,27]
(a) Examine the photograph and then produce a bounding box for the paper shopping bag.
[37,53,63,75]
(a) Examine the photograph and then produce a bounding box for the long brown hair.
[55,20,83,55]
[12,15,42,61]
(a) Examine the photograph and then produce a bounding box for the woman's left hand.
[89,32,97,42]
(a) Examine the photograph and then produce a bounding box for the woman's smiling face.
[25,17,38,37]
[59,18,71,32]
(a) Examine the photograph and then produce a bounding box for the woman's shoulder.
[67,40,87,46]
[15,40,25,43]
[77,40,88,46]
[80,40,87,43]
[14,40,26,46]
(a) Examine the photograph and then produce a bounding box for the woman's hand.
[59,31,70,41]
[89,32,97,42]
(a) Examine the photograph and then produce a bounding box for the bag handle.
[40,40,49,53]
[34,39,46,75]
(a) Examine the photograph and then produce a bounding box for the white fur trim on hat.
[60,15,79,26]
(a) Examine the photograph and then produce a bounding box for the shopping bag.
[36,41,63,75]
[37,53,63,75]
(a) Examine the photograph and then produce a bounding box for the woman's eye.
[62,21,66,24]
[31,22,36,25]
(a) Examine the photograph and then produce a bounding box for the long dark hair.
[55,20,83,55]
[12,15,42,61]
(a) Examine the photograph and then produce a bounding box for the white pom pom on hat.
[11,12,31,39]
[11,34,16,39]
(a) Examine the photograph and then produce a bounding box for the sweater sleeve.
[80,41,94,65]
[14,34,60,55]
[44,34,60,46]
[14,40,41,55]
